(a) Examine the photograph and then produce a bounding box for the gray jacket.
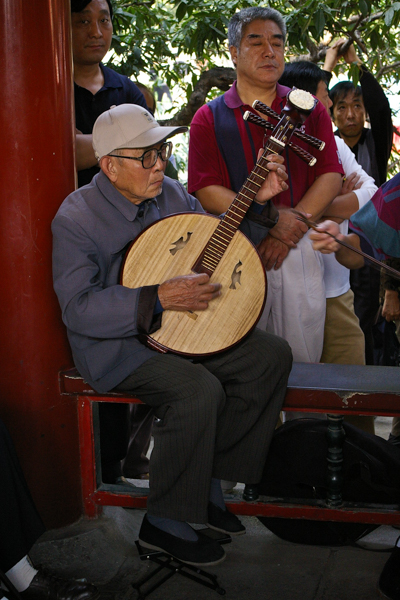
[52,171,276,392]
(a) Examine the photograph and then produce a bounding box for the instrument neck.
[224,114,291,226]
[191,114,292,277]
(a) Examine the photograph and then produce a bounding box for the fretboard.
[191,111,297,276]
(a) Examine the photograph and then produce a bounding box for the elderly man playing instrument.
[52,104,292,566]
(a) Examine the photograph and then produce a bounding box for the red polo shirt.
[188,81,343,208]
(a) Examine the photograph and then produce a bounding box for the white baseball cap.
[92,104,188,160]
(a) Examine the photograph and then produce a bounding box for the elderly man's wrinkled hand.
[158,273,221,311]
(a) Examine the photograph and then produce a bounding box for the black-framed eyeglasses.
[108,141,173,169]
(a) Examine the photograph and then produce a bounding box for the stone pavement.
[29,417,399,600]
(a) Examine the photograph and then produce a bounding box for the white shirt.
[323,137,377,298]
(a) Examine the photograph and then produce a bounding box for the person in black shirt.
[325,41,392,188]
[71,0,147,188]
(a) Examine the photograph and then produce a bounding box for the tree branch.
[291,41,327,63]
[389,157,400,173]
[348,11,384,24]
[158,66,236,126]
[377,61,400,79]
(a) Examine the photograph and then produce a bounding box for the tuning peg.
[293,130,325,151]
[244,107,324,157]
[287,142,317,166]
[252,100,280,121]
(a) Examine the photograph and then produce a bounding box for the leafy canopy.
[109,0,400,99]
[108,0,400,171]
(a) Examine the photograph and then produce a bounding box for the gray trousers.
[117,328,292,523]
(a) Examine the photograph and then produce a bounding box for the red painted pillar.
[0,0,82,527]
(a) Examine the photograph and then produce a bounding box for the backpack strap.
[207,95,250,193]
[208,93,296,206]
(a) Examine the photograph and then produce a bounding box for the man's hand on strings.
[254,154,288,205]
[310,221,364,269]
[158,273,221,312]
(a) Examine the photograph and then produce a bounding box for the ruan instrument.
[121,89,323,356]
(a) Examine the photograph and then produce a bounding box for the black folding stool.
[132,529,231,599]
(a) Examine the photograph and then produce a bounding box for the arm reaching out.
[75,130,98,171]
[309,220,364,269]
[324,39,362,72]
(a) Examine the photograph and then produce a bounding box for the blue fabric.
[250,202,265,214]
[208,95,249,192]
[351,173,400,258]
[154,297,164,315]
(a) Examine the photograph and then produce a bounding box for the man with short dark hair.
[52,103,292,566]
[325,41,392,189]
[71,0,147,188]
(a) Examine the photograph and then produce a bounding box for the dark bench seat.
[59,363,400,524]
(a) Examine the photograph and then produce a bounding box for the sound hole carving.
[229,261,242,290]
[169,232,193,256]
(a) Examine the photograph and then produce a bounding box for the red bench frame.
[59,363,400,524]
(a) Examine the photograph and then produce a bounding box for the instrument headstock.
[248,87,324,164]
[286,88,316,112]
[283,88,317,125]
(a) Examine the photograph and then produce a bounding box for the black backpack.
[257,418,400,546]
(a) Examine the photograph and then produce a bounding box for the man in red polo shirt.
[188,6,343,363]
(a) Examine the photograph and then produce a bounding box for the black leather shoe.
[20,568,99,600]
[139,515,226,566]
[207,502,246,536]
[378,540,400,599]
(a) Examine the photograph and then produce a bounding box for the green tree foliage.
[109,0,400,110]
[108,0,400,170]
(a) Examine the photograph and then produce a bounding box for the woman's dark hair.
[279,60,327,96]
